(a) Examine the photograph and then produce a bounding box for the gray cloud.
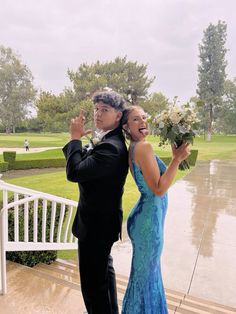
[0,0,235,103]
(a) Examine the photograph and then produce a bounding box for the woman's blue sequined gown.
[122,144,168,314]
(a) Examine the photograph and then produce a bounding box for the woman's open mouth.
[139,127,148,135]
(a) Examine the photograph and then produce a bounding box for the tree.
[186,96,206,134]
[36,57,155,132]
[141,92,169,115]
[16,117,44,133]
[0,46,36,133]
[68,56,155,105]
[197,21,227,141]
[141,92,169,135]
[215,78,236,134]
[36,90,76,132]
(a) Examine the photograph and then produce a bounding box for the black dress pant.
[78,239,119,314]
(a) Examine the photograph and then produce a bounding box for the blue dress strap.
[130,142,135,163]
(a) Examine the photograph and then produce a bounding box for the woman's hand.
[69,110,92,140]
[171,143,190,164]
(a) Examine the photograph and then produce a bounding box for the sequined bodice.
[132,153,167,196]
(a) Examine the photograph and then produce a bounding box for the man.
[63,90,128,314]
[24,139,29,151]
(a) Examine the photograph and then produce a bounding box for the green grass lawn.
[148,134,236,161]
[0,132,69,148]
[0,149,64,161]
[1,133,236,161]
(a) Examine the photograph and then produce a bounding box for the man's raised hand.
[70,110,92,140]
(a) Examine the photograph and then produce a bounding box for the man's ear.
[116,111,123,122]
[122,123,128,131]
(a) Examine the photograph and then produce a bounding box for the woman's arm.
[135,141,189,196]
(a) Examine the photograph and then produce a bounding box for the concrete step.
[3,260,236,314]
[34,259,236,314]
[2,261,86,314]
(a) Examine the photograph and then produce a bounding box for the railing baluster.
[42,200,47,242]
[57,203,65,243]
[70,206,76,243]
[50,201,56,243]
[63,205,73,243]
[1,190,8,294]
[3,191,8,244]
[69,233,74,243]
[33,199,38,242]
[14,193,19,242]
[24,195,29,242]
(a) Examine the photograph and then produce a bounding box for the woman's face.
[125,108,149,141]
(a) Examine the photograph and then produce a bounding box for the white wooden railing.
[0,180,78,295]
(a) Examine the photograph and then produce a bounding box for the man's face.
[94,101,122,131]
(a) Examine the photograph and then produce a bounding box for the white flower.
[171,106,181,113]
[91,137,101,145]
[153,116,159,124]
[159,121,165,129]
[85,134,102,151]
[169,111,182,124]
[160,111,168,120]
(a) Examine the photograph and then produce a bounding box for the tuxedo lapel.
[102,127,124,141]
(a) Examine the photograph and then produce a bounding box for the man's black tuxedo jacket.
[63,127,128,242]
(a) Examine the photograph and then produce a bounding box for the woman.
[121,106,189,314]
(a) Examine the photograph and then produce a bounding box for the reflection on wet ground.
[112,160,236,307]
[1,262,86,314]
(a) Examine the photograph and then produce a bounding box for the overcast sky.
[0,0,236,103]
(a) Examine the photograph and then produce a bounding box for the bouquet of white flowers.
[149,105,198,170]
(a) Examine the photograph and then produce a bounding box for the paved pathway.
[112,160,236,307]
[0,147,61,154]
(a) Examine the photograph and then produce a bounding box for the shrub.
[187,149,198,166]
[13,158,66,170]
[160,157,171,165]
[6,199,62,267]
[0,161,8,172]
[3,151,16,170]
[159,149,198,167]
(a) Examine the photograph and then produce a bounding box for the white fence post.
[0,189,8,295]
[0,195,2,294]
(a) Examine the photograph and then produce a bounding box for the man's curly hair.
[92,90,126,112]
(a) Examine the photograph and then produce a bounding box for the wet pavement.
[112,160,236,307]
[1,262,86,314]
